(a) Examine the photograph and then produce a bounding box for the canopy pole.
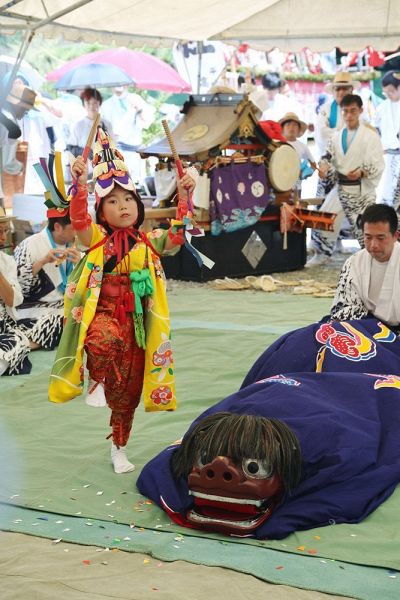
[30,0,93,31]
[0,0,25,13]
[0,28,34,109]
[0,0,92,109]
[196,41,203,94]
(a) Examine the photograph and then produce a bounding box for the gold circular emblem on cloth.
[182,124,209,141]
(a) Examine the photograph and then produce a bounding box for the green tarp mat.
[1,289,399,600]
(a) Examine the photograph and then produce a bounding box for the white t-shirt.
[68,116,113,149]
[101,93,155,148]
[374,99,400,150]
[288,140,315,163]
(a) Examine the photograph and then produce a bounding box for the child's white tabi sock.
[85,380,106,407]
[111,443,135,474]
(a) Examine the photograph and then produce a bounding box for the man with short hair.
[374,71,400,205]
[315,72,360,155]
[14,211,80,350]
[330,204,400,330]
[307,94,384,266]
[312,72,361,256]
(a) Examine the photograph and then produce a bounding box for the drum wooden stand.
[161,209,306,282]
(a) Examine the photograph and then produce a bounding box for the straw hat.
[325,72,361,94]
[208,85,237,94]
[6,80,37,112]
[279,112,307,136]
[0,206,16,222]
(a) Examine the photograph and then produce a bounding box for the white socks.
[85,380,106,407]
[0,358,9,376]
[111,443,135,474]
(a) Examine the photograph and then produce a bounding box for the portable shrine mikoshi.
[140,93,333,281]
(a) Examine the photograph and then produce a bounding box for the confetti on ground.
[276,566,284,570]
[320,560,327,564]
[97,491,104,496]
[314,535,321,540]
[82,560,91,565]
[10,495,20,499]
[13,519,22,524]
[83,484,91,488]
[64,549,69,553]
[155,525,163,529]
[52,538,62,544]
[130,523,135,528]
[308,549,318,555]
[55,520,64,524]
[101,561,108,565]
[75,512,82,515]
[123,537,131,541]
[350,534,357,537]
[173,545,180,549]
[85,522,93,526]
[174,536,184,542]
[62,528,70,532]
[143,559,150,565]
[297,546,305,551]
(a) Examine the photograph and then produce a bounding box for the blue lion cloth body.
[137,319,400,539]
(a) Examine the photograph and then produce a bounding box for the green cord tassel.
[130,269,154,349]
[134,313,146,349]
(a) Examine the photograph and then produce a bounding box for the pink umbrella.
[47,48,191,93]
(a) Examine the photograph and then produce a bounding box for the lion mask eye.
[242,458,272,479]
[196,453,208,469]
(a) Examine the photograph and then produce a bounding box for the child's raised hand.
[71,155,88,185]
[177,169,196,195]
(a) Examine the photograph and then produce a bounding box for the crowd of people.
[1,64,400,477]
[0,80,155,199]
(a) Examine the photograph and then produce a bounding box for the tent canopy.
[1,0,399,51]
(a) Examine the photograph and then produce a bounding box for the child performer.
[48,129,196,474]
